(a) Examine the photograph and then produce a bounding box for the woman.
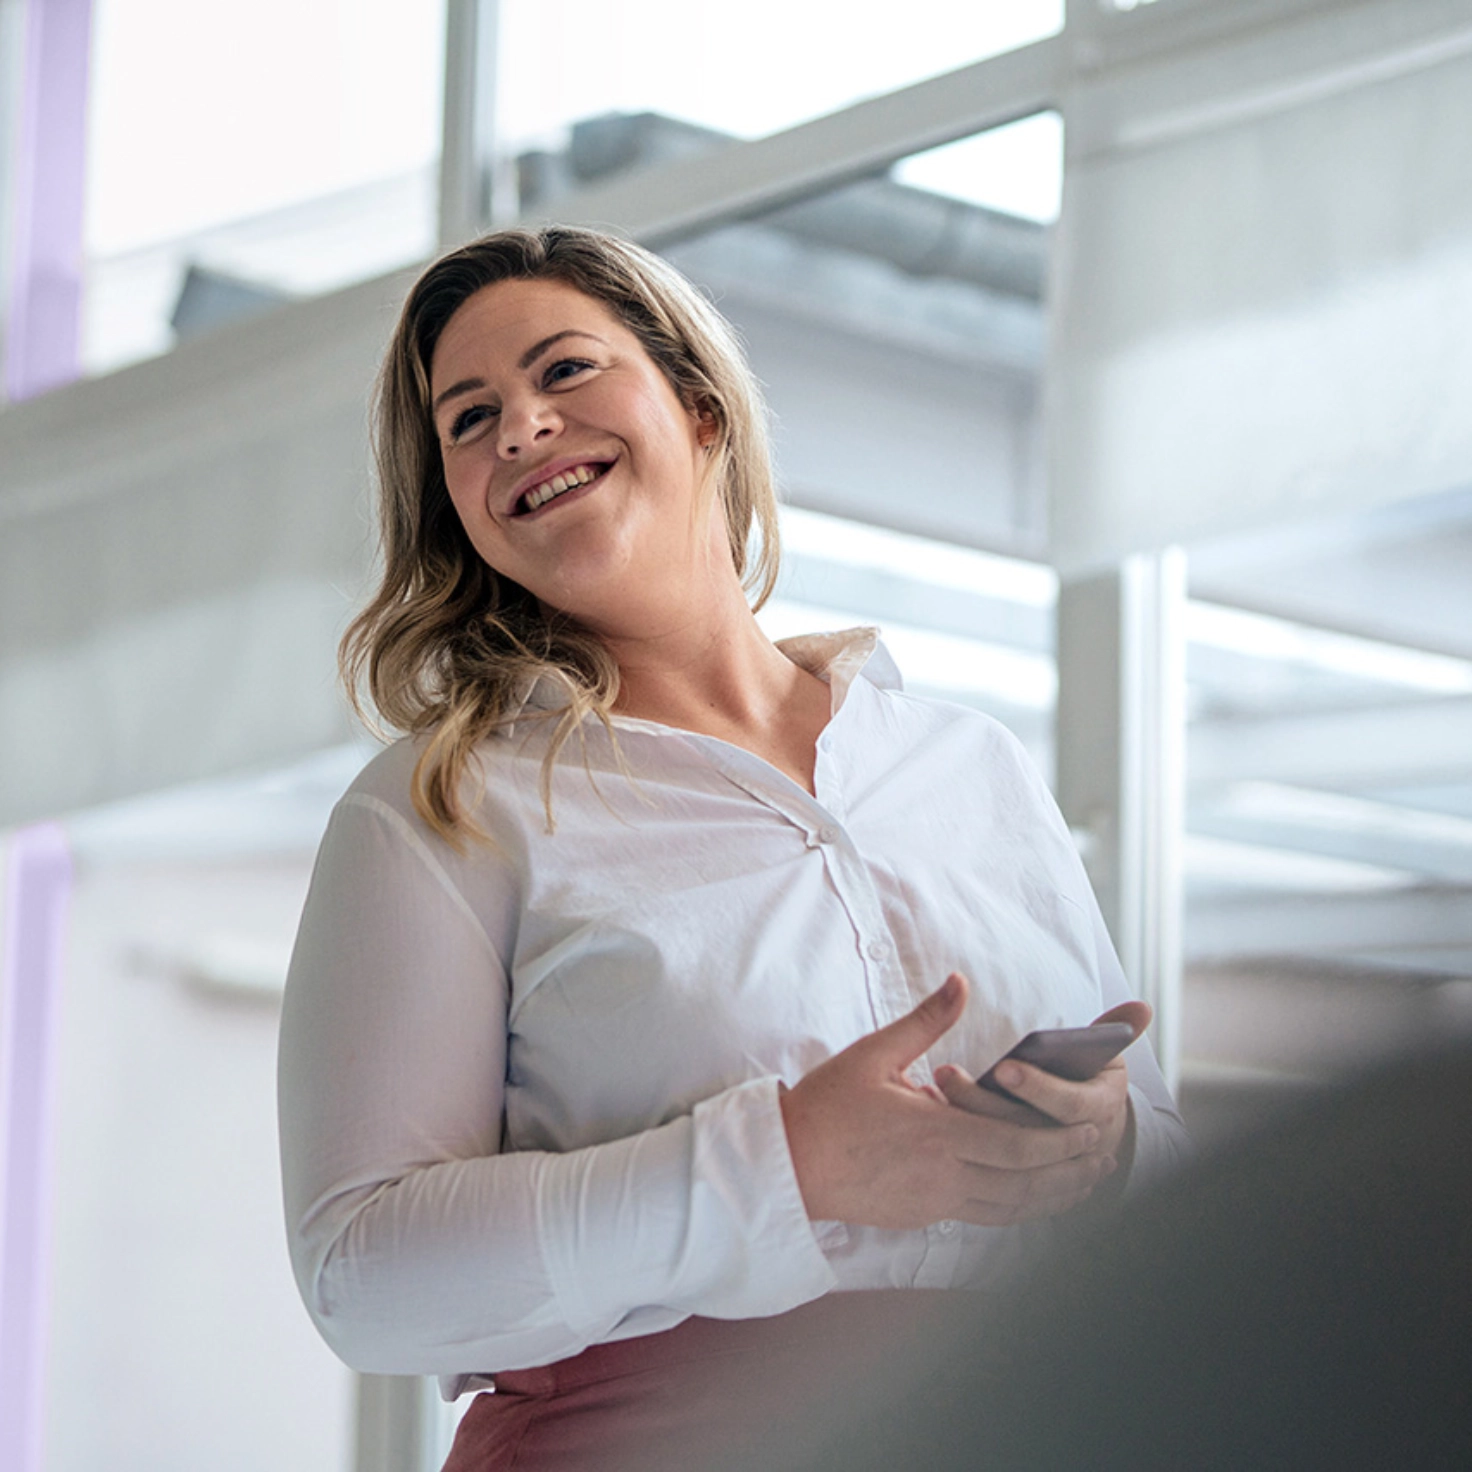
[278,226,1189,1469]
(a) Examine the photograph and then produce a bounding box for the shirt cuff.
[686,1075,840,1318]
[536,1076,837,1340]
[1121,1082,1194,1201]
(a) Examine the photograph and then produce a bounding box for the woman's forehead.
[431,278,623,381]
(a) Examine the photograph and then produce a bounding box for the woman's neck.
[600,585,833,795]
[608,599,804,729]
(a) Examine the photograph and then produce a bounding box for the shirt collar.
[504,626,901,735]
[773,626,902,713]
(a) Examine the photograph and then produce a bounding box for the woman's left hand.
[933,1001,1153,1205]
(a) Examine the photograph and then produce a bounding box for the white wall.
[43,851,350,1472]
[1049,27,1472,568]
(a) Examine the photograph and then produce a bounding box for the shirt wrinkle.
[279,629,1190,1392]
[337,792,501,967]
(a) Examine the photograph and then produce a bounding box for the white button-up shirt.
[278,629,1190,1396]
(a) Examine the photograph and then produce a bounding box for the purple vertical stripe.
[0,823,73,1472]
[4,0,94,400]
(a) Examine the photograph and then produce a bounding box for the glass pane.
[82,0,444,375]
[643,117,1059,559]
[762,508,1057,772]
[1181,497,1472,1146]
[497,0,1062,152]
[599,117,1067,762]
[893,112,1063,223]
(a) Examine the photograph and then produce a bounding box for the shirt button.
[865,939,888,962]
[938,1219,959,1238]
[818,824,839,845]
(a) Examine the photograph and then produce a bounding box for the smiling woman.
[345,228,781,836]
[429,278,721,630]
[278,226,1189,1471]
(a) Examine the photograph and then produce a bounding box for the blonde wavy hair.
[341,226,781,846]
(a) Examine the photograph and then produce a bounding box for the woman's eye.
[449,404,495,441]
[544,358,592,386]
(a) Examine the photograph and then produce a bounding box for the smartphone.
[976,1022,1136,1119]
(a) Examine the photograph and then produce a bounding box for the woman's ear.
[690,397,720,449]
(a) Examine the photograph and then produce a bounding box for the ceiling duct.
[521,111,1047,302]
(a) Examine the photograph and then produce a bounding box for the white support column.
[353,1373,447,1472]
[1055,548,1186,1091]
[0,823,72,1472]
[438,0,505,251]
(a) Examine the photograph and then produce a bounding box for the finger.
[864,972,968,1073]
[946,1110,1101,1170]
[1092,999,1152,1038]
[955,1153,1116,1222]
[966,1153,1108,1206]
[935,1064,1055,1127]
[956,1169,1111,1226]
[988,1059,1118,1127]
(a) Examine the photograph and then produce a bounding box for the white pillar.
[0,823,72,1472]
[1055,548,1186,1091]
[354,1373,447,1472]
[438,0,506,251]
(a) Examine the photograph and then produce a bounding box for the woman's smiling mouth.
[514,460,614,516]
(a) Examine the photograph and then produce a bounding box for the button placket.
[680,734,907,1037]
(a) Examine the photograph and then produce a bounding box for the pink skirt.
[441,1290,971,1471]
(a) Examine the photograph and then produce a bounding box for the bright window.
[497,0,1063,150]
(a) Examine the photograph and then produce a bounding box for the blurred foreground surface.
[723,1039,1472,1472]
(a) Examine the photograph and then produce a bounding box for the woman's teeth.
[522,463,603,513]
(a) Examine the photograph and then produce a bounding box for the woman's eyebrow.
[431,330,609,417]
[432,377,484,417]
[517,329,606,370]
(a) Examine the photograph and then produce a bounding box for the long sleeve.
[277,796,836,1379]
[279,633,1194,1378]
[1086,892,1194,1196]
[999,725,1193,1196]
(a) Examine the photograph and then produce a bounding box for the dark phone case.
[976,1022,1137,1115]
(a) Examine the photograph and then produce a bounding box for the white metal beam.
[1068,0,1472,161]
[506,1,1443,256]
[1188,885,1472,965]
[1189,699,1472,794]
[523,38,1066,247]
[1190,787,1472,885]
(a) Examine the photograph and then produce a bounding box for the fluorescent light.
[1184,833,1414,893]
[1186,601,1472,694]
[1219,782,1472,847]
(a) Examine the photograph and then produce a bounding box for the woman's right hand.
[778,973,1111,1229]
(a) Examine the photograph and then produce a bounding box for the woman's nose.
[497,397,561,458]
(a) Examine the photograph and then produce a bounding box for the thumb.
[1093,999,1152,1039]
[867,972,968,1071]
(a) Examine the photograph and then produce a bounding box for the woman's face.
[428,276,721,630]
